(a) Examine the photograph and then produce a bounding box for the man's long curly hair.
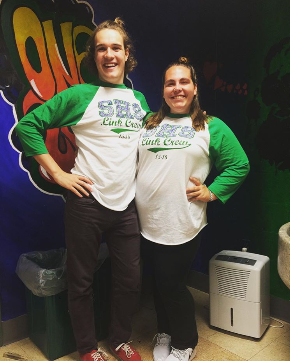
[84,17,137,77]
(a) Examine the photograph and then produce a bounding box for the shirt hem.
[140,223,208,245]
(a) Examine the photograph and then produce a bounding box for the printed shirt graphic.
[135,114,250,245]
[16,80,150,211]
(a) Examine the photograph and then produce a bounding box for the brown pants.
[65,192,141,354]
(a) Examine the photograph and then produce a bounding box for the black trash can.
[16,247,111,360]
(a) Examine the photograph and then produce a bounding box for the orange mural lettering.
[1,0,95,195]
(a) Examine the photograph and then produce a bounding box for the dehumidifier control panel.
[215,254,257,266]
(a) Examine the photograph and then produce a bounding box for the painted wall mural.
[0,0,97,321]
[1,0,95,195]
[203,61,248,97]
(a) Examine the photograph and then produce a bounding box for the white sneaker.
[153,333,171,361]
[165,347,196,361]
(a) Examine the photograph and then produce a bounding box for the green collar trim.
[93,79,127,89]
[167,113,190,119]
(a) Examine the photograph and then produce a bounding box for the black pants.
[141,234,201,350]
[65,192,141,354]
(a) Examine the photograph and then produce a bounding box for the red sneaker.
[111,342,141,361]
[80,349,108,361]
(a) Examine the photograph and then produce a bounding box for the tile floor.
[1,286,290,361]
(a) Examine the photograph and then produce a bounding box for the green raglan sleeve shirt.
[15,84,97,156]
[208,117,250,204]
[16,81,151,211]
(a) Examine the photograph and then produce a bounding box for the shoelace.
[116,342,135,358]
[170,347,192,361]
[91,349,109,361]
[153,333,171,346]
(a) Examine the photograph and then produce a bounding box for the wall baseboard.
[2,270,290,346]
[1,315,28,346]
[270,295,290,324]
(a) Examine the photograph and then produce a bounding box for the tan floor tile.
[11,337,31,347]
[2,287,290,361]
[18,337,78,361]
[269,318,290,332]
[195,336,246,361]
[253,319,289,345]
[196,318,218,340]
[207,332,254,359]
[131,304,157,339]
[195,304,217,340]
[187,288,219,340]
[215,350,247,361]
[17,338,48,361]
[129,330,155,361]
[207,321,289,361]
[278,329,290,347]
[267,317,290,349]
[249,341,290,361]
[0,341,30,361]
[56,351,80,361]
[1,338,48,361]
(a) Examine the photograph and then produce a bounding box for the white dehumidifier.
[209,250,270,338]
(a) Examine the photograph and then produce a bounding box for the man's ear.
[125,48,129,61]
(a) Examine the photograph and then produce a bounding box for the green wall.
[247,0,290,300]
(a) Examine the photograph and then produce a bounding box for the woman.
[136,57,250,361]
[16,18,150,361]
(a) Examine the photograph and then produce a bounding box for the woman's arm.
[186,117,249,204]
[207,118,250,203]
[186,177,218,203]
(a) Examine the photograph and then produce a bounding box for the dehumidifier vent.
[215,265,250,299]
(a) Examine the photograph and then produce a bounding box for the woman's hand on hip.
[186,177,216,203]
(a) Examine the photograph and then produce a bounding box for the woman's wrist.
[209,190,213,202]
[208,189,217,202]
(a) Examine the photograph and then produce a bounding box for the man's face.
[94,29,129,84]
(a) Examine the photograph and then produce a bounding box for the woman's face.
[94,29,129,84]
[163,66,197,114]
